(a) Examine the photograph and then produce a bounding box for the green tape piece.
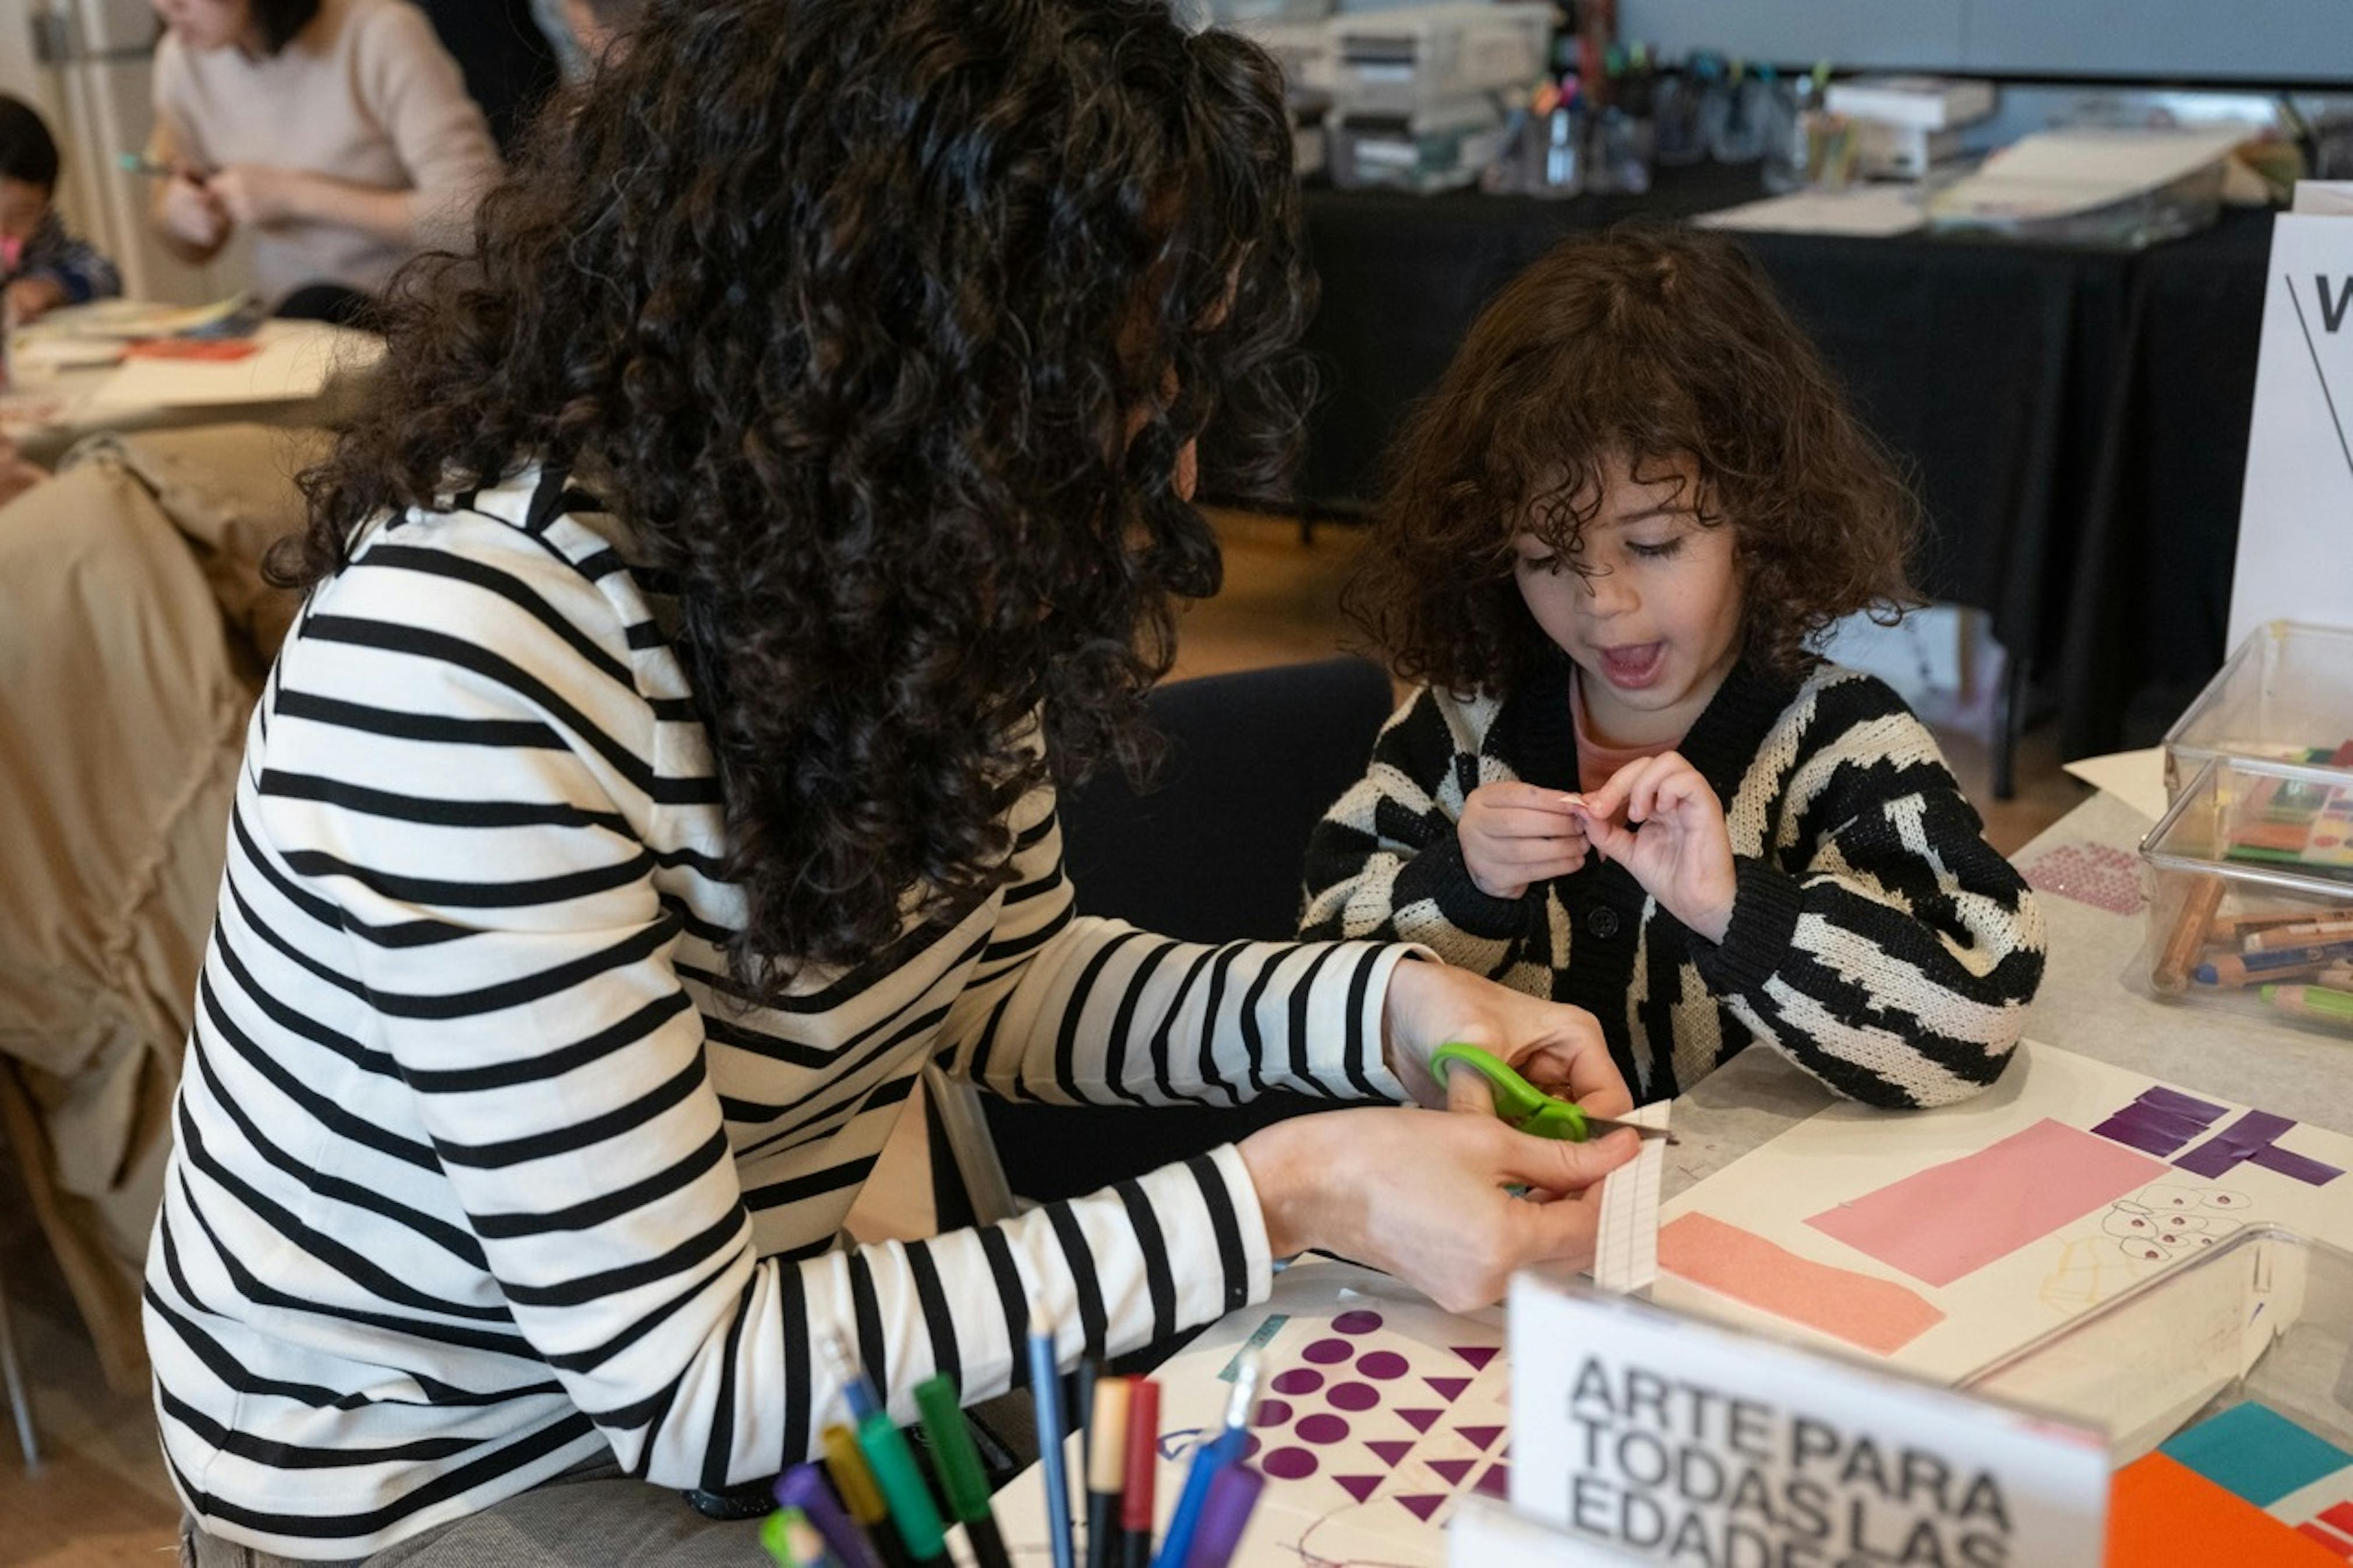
[1220,1314,1288,1382]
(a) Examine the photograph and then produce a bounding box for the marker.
[1030,1315,1078,1568]
[2192,941,2353,988]
[776,1464,884,1568]
[823,1332,882,1425]
[855,1410,949,1566]
[1084,1378,1133,1568]
[1150,1348,1261,1568]
[824,1423,915,1568]
[2262,984,2353,1032]
[913,1375,1014,1568]
[1179,1463,1265,1568]
[1121,1380,1161,1568]
[765,1506,847,1568]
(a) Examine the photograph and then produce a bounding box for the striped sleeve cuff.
[1390,835,1530,940]
[1691,856,1806,997]
[1305,940,1422,1104]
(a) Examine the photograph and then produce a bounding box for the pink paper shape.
[1457,1425,1504,1452]
[1453,1346,1499,1371]
[1337,1475,1383,1503]
[1429,1459,1476,1486]
[1398,1410,1442,1433]
[1660,1212,1948,1357]
[1805,1118,2169,1287]
[1424,1377,1471,1403]
[1366,1440,1414,1467]
[1398,1495,1447,1522]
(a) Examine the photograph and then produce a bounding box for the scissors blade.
[1575,1115,1677,1144]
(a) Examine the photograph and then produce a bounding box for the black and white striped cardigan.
[1301,655,2046,1108]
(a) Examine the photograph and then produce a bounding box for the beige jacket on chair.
[0,423,321,1392]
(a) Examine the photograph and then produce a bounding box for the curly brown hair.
[1345,225,1919,696]
[275,0,1312,996]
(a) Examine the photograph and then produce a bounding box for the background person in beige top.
[147,0,499,318]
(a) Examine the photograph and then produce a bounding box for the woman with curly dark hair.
[150,2,1640,1560]
[1303,227,2044,1115]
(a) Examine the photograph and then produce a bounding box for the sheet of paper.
[1588,1100,1669,1293]
[1654,1039,2353,1386]
[1932,126,2249,223]
[988,1263,1506,1568]
[1696,185,1927,237]
[84,321,381,410]
[2062,747,2172,820]
[1658,1211,1946,1355]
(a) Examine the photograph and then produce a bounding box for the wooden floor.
[0,507,2087,1563]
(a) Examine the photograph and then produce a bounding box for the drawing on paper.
[2037,1181,2252,1313]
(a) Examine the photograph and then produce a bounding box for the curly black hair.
[277,0,1313,997]
[1347,225,1920,696]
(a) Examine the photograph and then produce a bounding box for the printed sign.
[2229,186,2353,647]
[1508,1273,2109,1566]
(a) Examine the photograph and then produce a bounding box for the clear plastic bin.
[1961,1226,2352,1465]
[1328,101,1510,193]
[2135,755,2353,1039]
[1327,2,1551,119]
[2164,620,2353,801]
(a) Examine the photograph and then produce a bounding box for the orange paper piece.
[1658,1212,1946,1356]
[2106,1453,2347,1566]
[126,338,262,361]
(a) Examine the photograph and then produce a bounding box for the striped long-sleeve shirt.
[1301,654,2045,1110]
[146,469,1416,1557]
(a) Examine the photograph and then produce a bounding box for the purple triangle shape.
[1453,1346,1499,1371]
[1424,1376,1471,1403]
[1398,1494,1448,1523]
[1366,1439,1414,1467]
[1457,1425,1504,1452]
[1474,1463,1510,1499]
[1398,1408,1442,1433]
[1337,1474,1383,1503]
[1428,1458,1476,1486]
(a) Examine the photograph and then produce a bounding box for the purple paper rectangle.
[2141,1087,2231,1122]
[2250,1143,2347,1185]
[2175,1110,2301,1177]
[2091,1088,2233,1156]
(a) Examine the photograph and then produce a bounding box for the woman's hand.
[1574,752,1739,944]
[1458,781,1589,899]
[209,164,310,229]
[1239,1107,1640,1312]
[161,172,229,249]
[1380,956,1631,1118]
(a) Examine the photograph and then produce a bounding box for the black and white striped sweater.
[1300,655,2045,1109]
[145,469,1416,1556]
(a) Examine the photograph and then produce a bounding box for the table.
[1666,786,2353,1203]
[1228,168,2271,765]
[1,317,381,467]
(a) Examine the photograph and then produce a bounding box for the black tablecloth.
[1231,163,2269,758]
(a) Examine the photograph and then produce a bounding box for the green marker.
[854,1410,948,1566]
[1429,1043,1672,1143]
[914,1375,1015,1568]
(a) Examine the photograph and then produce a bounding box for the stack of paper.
[1928,126,2248,246]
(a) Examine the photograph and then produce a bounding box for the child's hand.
[1459,781,1589,899]
[1573,753,1738,942]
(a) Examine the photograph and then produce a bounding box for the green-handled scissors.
[1429,1043,1673,1143]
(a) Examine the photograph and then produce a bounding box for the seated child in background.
[0,95,122,324]
[1301,227,2044,1110]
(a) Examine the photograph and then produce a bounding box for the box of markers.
[2138,754,2353,1037]
[2164,620,2353,803]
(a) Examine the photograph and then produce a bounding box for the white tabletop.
[3,316,380,464]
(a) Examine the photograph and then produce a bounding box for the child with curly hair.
[1303,227,2045,1111]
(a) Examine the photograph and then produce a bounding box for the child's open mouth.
[1596,642,1667,690]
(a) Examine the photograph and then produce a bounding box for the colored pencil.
[2262,984,2353,1031]
[2155,875,2225,993]
[1031,1316,1077,1568]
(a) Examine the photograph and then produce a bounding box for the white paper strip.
[1589,1100,1671,1294]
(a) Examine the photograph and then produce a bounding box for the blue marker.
[1030,1314,1077,1568]
[822,1332,882,1425]
[1150,1347,1262,1568]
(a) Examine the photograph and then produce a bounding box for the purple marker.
[1178,1464,1265,1568]
[777,1463,885,1568]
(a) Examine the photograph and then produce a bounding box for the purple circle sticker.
[1252,1399,1292,1429]
[1271,1368,1326,1396]
[1241,1433,1263,1463]
[1333,1310,1386,1336]
[1263,1446,1319,1480]
[1302,1339,1352,1365]
[1327,1382,1379,1412]
[1296,1413,1350,1445]
[1356,1350,1409,1380]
